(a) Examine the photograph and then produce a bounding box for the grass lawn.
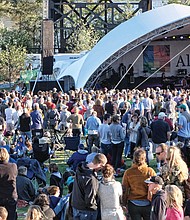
[17,149,157,219]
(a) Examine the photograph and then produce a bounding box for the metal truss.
[49,0,152,52]
[85,17,190,89]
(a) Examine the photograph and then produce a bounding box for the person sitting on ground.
[86,145,100,163]
[16,166,35,203]
[145,176,166,220]
[0,207,8,220]
[15,136,27,157]
[54,178,74,220]
[47,185,61,210]
[67,143,88,171]
[49,163,63,197]
[25,205,46,220]
[33,193,55,220]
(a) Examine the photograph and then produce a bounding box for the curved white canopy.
[57,4,190,88]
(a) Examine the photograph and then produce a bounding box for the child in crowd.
[0,206,8,220]
[15,136,27,157]
[49,163,63,196]
[165,185,184,220]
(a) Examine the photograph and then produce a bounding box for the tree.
[0,28,32,50]
[0,45,27,82]
[67,22,100,53]
[8,0,43,52]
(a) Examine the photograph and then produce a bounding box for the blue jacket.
[67,150,88,171]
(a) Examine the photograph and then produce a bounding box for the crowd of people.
[0,86,190,219]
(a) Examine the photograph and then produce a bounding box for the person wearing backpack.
[46,103,60,130]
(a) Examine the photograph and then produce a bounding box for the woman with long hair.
[122,149,156,220]
[0,148,17,220]
[165,185,184,220]
[128,113,140,158]
[33,194,55,220]
[136,116,151,165]
[26,205,46,220]
[160,146,188,199]
[93,98,104,122]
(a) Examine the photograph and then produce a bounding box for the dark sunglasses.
[156,151,163,155]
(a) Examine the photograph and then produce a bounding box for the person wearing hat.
[58,104,71,131]
[177,104,190,157]
[145,176,166,220]
[45,103,60,130]
[150,111,171,151]
[67,143,88,171]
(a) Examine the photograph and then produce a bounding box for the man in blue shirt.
[177,104,190,156]
[86,111,101,152]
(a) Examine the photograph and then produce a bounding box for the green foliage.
[0,28,32,50]
[0,0,42,52]
[168,0,190,4]
[0,45,27,82]
[67,22,100,53]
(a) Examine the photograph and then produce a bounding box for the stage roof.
[57,4,190,89]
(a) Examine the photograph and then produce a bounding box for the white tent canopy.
[57,4,190,88]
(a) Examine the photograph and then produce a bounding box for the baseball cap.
[62,104,68,109]
[144,176,164,185]
[158,112,166,118]
[78,143,84,150]
[178,104,186,111]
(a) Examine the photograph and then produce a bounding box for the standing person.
[109,114,125,172]
[86,111,101,152]
[150,112,171,150]
[71,153,107,220]
[128,113,140,158]
[136,116,151,165]
[30,103,43,137]
[45,103,60,130]
[155,143,168,171]
[18,108,32,141]
[4,101,16,134]
[122,149,156,220]
[0,148,18,220]
[160,146,188,199]
[98,113,112,158]
[67,106,84,137]
[98,164,125,220]
[145,176,166,220]
[58,104,71,131]
[177,104,190,157]
[93,98,105,122]
[165,185,184,220]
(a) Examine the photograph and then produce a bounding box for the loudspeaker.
[42,19,54,75]
[42,56,54,75]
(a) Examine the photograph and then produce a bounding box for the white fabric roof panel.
[57,4,190,88]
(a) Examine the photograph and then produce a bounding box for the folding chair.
[63,136,80,161]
